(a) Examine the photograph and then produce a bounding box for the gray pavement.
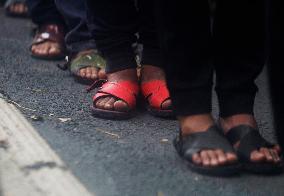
[1,8,284,196]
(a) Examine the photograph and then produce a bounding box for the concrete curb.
[0,96,93,196]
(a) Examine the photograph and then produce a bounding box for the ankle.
[140,65,166,82]
[220,114,257,134]
[75,49,95,57]
[107,68,138,82]
[178,114,215,136]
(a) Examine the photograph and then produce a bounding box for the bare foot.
[79,66,106,80]
[140,65,171,110]
[7,2,28,16]
[31,41,61,57]
[179,114,238,167]
[31,25,64,58]
[73,50,106,80]
[94,69,138,112]
[220,114,281,163]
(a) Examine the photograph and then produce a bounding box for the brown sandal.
[30,24,66,60]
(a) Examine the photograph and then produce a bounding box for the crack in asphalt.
[22,161,67,173]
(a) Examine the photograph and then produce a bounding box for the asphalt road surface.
[1,9,284,196]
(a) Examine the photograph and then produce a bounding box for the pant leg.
[137,0,162,67]
[26,0,65,26]
[155,0,213,116]
[86,0,138,73]
[214,0,266,117]
[268,0,284,148]
[55,0,95,54]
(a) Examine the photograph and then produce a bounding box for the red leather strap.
[93,81,139,109]
[141,80,170,109]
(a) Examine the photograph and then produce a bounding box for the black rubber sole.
[30,53,66,61]
[91,106,135,120]
[242,161,284,175]
[186,161,241,177]
[173,137,241,177]
[5,10,29,18]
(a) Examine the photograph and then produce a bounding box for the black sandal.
[174,125,241,176]
[225,125,283,174]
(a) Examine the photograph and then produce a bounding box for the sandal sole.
[31,53,66,61]
[5,12,29,18]
[242,162,284,175]
[91,106,135,120]
[147,106,175,119]
[173,138,241,177]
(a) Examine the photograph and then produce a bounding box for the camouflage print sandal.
[58,50,106,85]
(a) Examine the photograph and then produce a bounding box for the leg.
[137,0,172,114]
[155,0,237,169]
[26,0,64,25]
[55,0,105,81]
[26,0,66,59]
[86,0,138,114]
[268,0,284,150]
[214,0,281,164]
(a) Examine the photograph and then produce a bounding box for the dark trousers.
[27,0,94,54]
[55,0,96,54]
[26,0,65,26]
[86,0,162,73]
[155,0,266,117]
[268,0,284,148]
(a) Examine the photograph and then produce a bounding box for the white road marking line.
[0,97,94,196]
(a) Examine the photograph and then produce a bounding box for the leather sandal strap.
[226,125,274,161]
[31,24,65,46]
[226,125,253,144]
[179,126,235,160]
[141,80,170,109]
[93,81,139,109]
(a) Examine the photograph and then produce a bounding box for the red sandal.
[90,80,139,120]
[141,80,174,118]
